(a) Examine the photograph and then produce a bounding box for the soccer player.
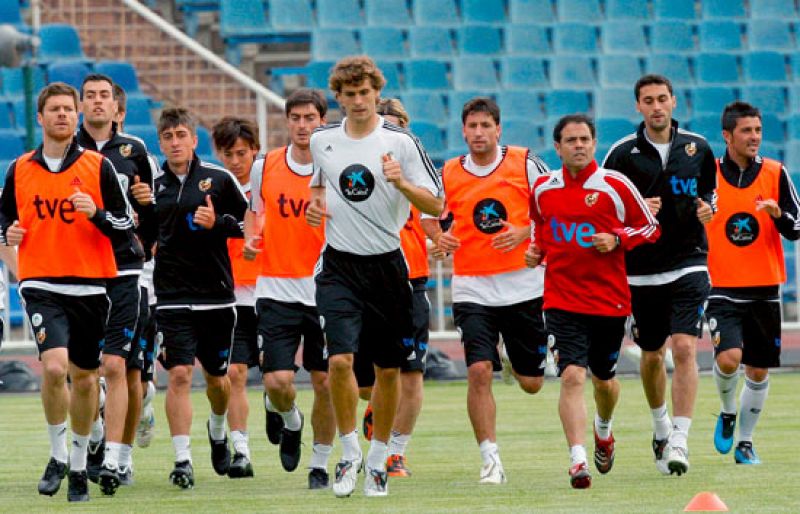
[706,102,800,464]
[528,114,660,488]
[0,82,134,502]
[152,108,248,489]
[76,74,156,494]
[603,74,717,476]
[244,89,336,488]
[306,56,442,497]
[435,97,550,484]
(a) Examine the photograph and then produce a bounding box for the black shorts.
[630,271,711,351]
[315,246,413,369]
[103,275,143,370]
[230,305,259,368]
[257,298,327,373]
[544,309,626,380]
[453,297,547,378]
[137,296,157,383]
[155,306,236,377]
[20,287,110,371]
[706,298,781,369]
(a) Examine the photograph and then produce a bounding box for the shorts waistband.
[324,245,403,262]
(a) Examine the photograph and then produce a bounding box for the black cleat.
[38,457,68,496]
[67,470,89,502]
[118,465,134,486]
[308,467,329,490]
[169,460,194,489]
[86,439,105,484]
[207,421,231,476]
[98,464,120,496]
[264,392,283,445]
[227,453,254,478]
[279,411,304,472]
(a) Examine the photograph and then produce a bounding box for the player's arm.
[210,173,247,238]
[131,152,159,259]
[610,173,661,250]
[391,176,443,217]
[88,158,135,237]
[243,160,266,258]
[697,144,718,216]
[389,137,443,217]
[0,162,20,245]
[0,245,17,276]
[769,164,800,241]
[526,183,547,267]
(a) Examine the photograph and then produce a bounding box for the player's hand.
[696,198,713,224]
[382,153,408,190]
[243,235,262,260]
[491,220,530,253]
[306,197,329,227]
[69,187,97,218]
[130,175,153,206]
[645,196,662,216]
[756,198,781,219]
[193,195,216,230]
[525,243,543,267]
[592,232,619,253]
[437,220,460,254]
[4,220,25,246]
[429,235,447,260]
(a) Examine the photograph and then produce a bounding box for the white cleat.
[479,455,507,484]
[332,457,362,498]
[136,404,155,448]
[665,445,689,476]
[363,466,388,497]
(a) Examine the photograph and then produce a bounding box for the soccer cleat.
[279,411,304,472]
[714,412,737,454]
[67,470,90,502]
[362,404,373,441]
[38,457,68,496]
[136,404,155,448]
[332,457,362,498]
[386,454,412,477]
[363,466,388,497]
[666,445,690,476]
[593,430,616,474]
[652,435,670,475]
[569,462,592,489]
[117,465,134,486]
[169,460,194,489]
[86,438,105,483]
[98,463,120,496]
[264,393,283,445]
[308,468,329,490]
[478,455,506,485]
[228,452,254,478]
[207,421,231,476]
[734,441,761,465]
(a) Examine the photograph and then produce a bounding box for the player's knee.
[716,351,741,375]
[70,370,98,395]
[206,373,229,392]
[400,371,423,397]
[328,354,353,376]
[517,375,543,395]
[168,366,193,389]
[265,373,293,398]
[560,365,586,388]
[467,361,493,388]
[42,360,69,383]
[745,367,768,382]
[310,371,330,395]
[102,355,126,380]
[671,339,696,363]
[641,348,665,369]
[227,364,248,388]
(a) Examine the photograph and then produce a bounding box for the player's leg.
[136,299,157,449]
[305,309,335,489]
[118,367,141,485]
[500,298,547,396]
[227,305,258,478]
[706,299,742,454]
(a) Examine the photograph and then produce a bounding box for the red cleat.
[593,430,616,474]
[569,462,592,489]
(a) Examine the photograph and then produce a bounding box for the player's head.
[158,107,198,169]
[37,82,79,143]
[461,97,501,158]
[377,98,409,128]
[80,73,117,129]
[113,84,127,128]
[635,74,676,132]
[285,88,327,150]
[553,114,597,173]
[329,56,385,123]
[212,117,260,184]
[722,101,762,162]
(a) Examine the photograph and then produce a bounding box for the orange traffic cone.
[684,492,729,512]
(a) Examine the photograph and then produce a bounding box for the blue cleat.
[734,441,761,465]
[714,412,736,454]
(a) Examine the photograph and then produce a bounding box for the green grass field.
[0,373,797,513]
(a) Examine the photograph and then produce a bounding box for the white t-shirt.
[644,130,670,168]
[310,117,440,256]
[43,156,63,171]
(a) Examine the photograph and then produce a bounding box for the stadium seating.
[506,24,551,55]
[457,25,503,55]
[544,90,591,119]
[651,21,696,53]
[654,0,696,20]
[606,0,649,20]
[1,66,46,99]
[645,54,693,86]
[46,62,91,90]
[95,61,144,97]
[692,86,737,116]
[598,55,643,88]
[365,0,413,26]
[508,0,554,23]
[38,24,88,63]
[402,91,448,125]
[696,53,740,84]
[743,52,789,83]
[317,0,363,27]
[123,96,155,127]
[497,89,541,121]
[361,27,407,60]
[699,20,744,51]
[596,118,637,148]
[311,29,360,61]
[377,60,403,95]
[742,85,788,117]
[268,0,314,32]
[554,23,599,53]
[748,20,794,51]
[750,0,796,19]
[603,23,648,54]
[409,26,454,57]
[702,0,746,19]
[405,59,450,90]
[594,88,637,119]
[409,121,445,158]
[500,56,548,89]
[501,118,541,149]
[414,0,459,26]
[0,132,25,160]
[462,0,505,25]
[0,1,25,30]
[551,56,596,88]
[453,57,498,90]
[556,0,602,23]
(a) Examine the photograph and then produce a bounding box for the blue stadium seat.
[317,0,363,27]
[46,62,91,89]
[457,25,503,55]
[672,88,690,121]
[748,20,794,51]
[699,21,743,51]
[365,0,412,26]
[786,141,800,171]
[462,0,505,24]
[501,119,541,149]
[195,126,213,156]
[122,96,153,126]
[409,26,454,57]
[0,1,25,30]
[554,23,598,53]
[788,113,800,140]
[750,0,797,19]
[1,67,46,99]
[544,90,591,118]
[361,27,406,60]
[696,53,740,84]
[606,0,649,20]
[506,24,551,55]
[126,125,161,156]
[414,0,459,26]
[603,22,648,54]
[497,89,541,121]
[508,0,554,23]
[692,86,737,116]
[268,0,314,32]
[406,59,450,90]
[401,92,447,125]
[0,132,24,159]
[38,24,87,63]
[597,118,637,148]
[760,113,785,143]
[94,61,143,96]
[453,57,498,90]
[689,115,724,146]
[0,103,17,133]
[742,85,787,117]
[595,88,637,119]
[304,60,333,89]
[220,0,269,39]
[500,56,548,89]
[311,29,360,61]
[651,21,696,52]
[447,119,467,155]
[654,0,696,20]
[598,55,643,87]
[376,61,402,96]
[410,121,445,157]
[557,0,601,23]
[743,51,788,83]
[702,0,746,19]
[644,54,693,86]
[759,142,782,162]
[551,57,595,88]
[539,148,560,170]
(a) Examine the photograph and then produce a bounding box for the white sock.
[231,430,250,459]
[118,444,133,468]
[670,416,692,449]
[713,362,740,414]
[651,404,671,440]
[47,422,68,463]
[172,435,192,463]
[388,431,411,456]
[310,443,333,470]
[339,430,361,462]
[142,381,156,409]
[279,406,302,432]
[366,439,389,471]
[594,413,613,440]
[98,380,106,411]
[70,433,90,471]
[264,395,277,412]
[104,441,121,469]
[738,376,769,443]
[569,444,587,466]
[208,412,227,441]
[90,416,105,443]
[478,439,499,466]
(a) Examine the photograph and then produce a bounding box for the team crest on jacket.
[685,142,697,157]
[198,178,212,192]
[585,192,599,207]
[119,144,133,158]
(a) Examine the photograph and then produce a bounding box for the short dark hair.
[157,107,196,135]
[37,82,79,113]
[113,84,127,113]
[553,114,596,142]
[721,101,761,133]
[285,88,328,118]
[634,74,674,100]
[461,97,500,125]
[211,116,260,152]
[80,73,114,99]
